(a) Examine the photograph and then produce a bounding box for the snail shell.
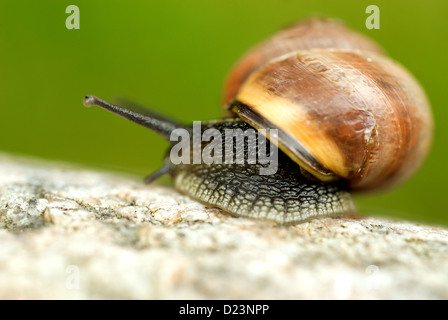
[224,18,433,191]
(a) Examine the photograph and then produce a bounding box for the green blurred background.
[0,0,446,226]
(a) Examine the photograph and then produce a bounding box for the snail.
[83,18,433,224]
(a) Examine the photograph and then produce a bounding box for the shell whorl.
[224,18,433,191]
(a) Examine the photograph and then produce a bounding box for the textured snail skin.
[170,120,355,224]
[225,19,433,191]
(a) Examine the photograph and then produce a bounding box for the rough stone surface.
[0,153,447,299]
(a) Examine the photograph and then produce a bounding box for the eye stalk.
[82,95,97,108]
[83,94,179,184]
[83,94,182,141]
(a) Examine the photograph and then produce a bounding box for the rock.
[0,153,447,299]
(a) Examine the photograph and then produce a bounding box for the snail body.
[171,119,354,224]
[83,18,432,224]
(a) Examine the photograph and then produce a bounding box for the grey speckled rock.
[0,153,447,299]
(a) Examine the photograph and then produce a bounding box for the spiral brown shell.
[223,18,433,191]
